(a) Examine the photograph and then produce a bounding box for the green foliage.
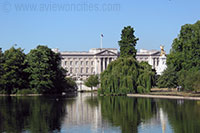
[0,48,4,90]
[0,47,28,94]
[137,61,156,92]
[118,26,139,58]
[0,45,77,95]
[24,45,72,94]
[84,75,99,90]
[100,58,155,94]
[158,20,200,91]
[65,77,78,91]
[16,89,36,95]
[100,26,155,94]
[157,65,178,88]
[167,20,200,71]
[177,68,200,91]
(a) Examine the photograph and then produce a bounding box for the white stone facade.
[53,48,167,91]
[156,55,167,75]
[60,48,118,79]
[136,49,167,74]
[57,48,118,91]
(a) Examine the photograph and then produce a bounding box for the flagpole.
[100,34,103,49]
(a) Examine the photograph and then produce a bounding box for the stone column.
[155,58,157,67]
[107,58,109,67]
[148,56,153,68]
[98,58,101,74]
[103,58,105,71]
[94,57,97,74]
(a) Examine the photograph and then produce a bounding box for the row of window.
[64,60,94,66]
[67,67,95,74]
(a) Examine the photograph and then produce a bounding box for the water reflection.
[158,99,200,133]
[62,93,120,133]
[99,96,158,133]
[0,94,200,133]
[0,96,72,133]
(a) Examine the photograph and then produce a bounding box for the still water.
[0,93,200,133]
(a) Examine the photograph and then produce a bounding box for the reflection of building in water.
[62,93,112,132]
[139,107,168,133]
[177,99,184,105]
[160,108,167,133]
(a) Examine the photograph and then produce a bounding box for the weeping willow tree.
[100,26,155,94]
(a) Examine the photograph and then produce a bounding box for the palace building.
[52,47,167,91]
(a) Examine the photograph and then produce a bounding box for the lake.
[0,93,200,133]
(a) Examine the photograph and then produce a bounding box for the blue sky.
[0,0,200,53]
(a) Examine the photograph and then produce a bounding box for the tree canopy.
[167,20,200,71]
[100,26,155,94]
[0,47,28,94]
[84,75,99,90]
[25,45,69,94]
[158,20,200,91]
[0,48,4,90]
[118,26,139,58]
[0,45,77,95]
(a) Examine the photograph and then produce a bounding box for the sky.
[0,0,200,53]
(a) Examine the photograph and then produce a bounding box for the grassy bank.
[127,88,200,100]
[150,88,200,97]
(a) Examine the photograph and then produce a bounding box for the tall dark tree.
[25,45,69,94]
[167,20,200,71]
[100,26,155,94]
[118,26,139,58]
[158,20,200,91]
[0,47,27,94]
[0,48,4,91]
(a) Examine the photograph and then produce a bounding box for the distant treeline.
[0,45,77,95]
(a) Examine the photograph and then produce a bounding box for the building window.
[81,61,83,65]
[91,61,94,65]
[86,67,89,73]
[86,61,88,65]
[75,61,78,65]
[65,61,67,66]
[70,61,73,65]
[81,68,84,73]
[91,67,94,73]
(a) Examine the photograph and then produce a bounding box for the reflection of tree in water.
[158,99,200,133]
[0,96,74,133]
[85,94,99,108]
[99,96,157,133]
